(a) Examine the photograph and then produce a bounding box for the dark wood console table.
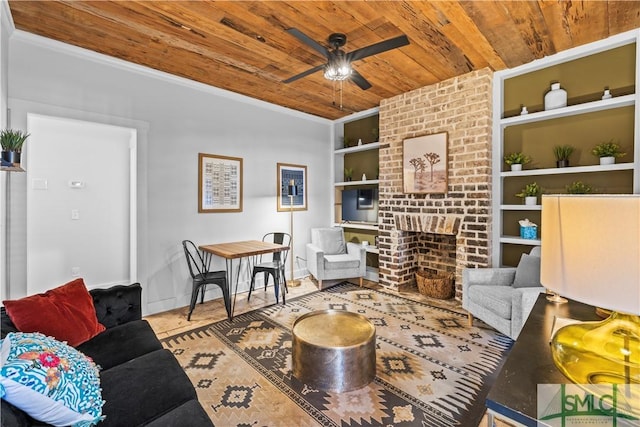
[486,294,600,426]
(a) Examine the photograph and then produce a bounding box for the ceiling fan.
[283,28,410,90]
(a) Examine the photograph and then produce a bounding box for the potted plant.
[566,181,593,194]
[553,145,574,168]
[591,140,626,165]
[1,129,29,164]
[516,182,541,206]
[344,167,353,182]
[504,152,531,171]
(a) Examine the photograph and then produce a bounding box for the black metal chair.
[248,232,291,304]
[182,240,230,321]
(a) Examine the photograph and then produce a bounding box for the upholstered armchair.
[306,227,366,289]
[462,247,545,339]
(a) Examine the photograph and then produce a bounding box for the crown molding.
[1,0,15,32]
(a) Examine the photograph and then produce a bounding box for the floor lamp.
[287,179,300,287]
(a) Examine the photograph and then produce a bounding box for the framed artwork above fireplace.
[402,132,448,194]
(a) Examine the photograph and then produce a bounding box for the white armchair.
[462,247,544,339]
[306,227,366,289]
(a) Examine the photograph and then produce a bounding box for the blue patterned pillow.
[0,332,105,427]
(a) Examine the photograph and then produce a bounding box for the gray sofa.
[462,247,544,339]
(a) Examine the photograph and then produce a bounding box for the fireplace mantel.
[394,213,463,235]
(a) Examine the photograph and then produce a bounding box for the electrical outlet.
[71,209,80,220]
[71,267,80,277]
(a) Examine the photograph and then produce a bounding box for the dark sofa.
[1,283,213,427]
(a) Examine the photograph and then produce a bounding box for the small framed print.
[198,153,243,213]
[403,132,448,194]
[277,163,307,212]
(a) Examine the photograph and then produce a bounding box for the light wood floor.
[144,277,508,427]
[146,276,322,338]
[145,277,433,337]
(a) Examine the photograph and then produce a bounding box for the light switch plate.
[32,179,48,190]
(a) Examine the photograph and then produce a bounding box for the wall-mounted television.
[341,189,378,223]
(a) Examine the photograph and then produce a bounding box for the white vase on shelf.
[511,164,523,172]
[602,89,612,100]
[525,196,537,206]
[599,156,615,165]
[544,83,567,110]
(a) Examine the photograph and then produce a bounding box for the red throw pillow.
[3,278,106,347]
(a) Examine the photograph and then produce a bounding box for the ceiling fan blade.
[347,34,409,62]
[283,64,325,84]
[349,69,372,90]
[286,28,330,58]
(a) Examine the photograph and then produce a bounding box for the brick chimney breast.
[377,69,493,299]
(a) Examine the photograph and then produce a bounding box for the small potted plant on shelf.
[344,167,353,182]
[1,129,29,165]
[566,181,593,194]
[504,152,531,171]
[516,182,542,206]
[591,140,626,165]
[553,145,574,168]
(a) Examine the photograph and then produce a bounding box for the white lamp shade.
[541,195,640,315]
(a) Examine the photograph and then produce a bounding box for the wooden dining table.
[199,240,289,320]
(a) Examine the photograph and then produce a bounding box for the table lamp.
[287,179,300,287]
[540,195,639,403]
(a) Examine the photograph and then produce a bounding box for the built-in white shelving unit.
[332,222,378,231]
[492,29,640,267]
[334,141,381,155]
[333,107,380,281]
[334,179,380,187]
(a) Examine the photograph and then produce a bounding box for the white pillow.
[0,332,104,427]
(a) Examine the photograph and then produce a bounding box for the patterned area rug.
[161,283,512,426]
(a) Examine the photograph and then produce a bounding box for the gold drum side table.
[291,310,376,392]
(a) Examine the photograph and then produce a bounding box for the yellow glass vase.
[550,312,640,417]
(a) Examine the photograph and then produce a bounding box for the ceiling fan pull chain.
[332,80,336,107]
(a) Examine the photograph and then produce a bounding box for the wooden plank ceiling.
[8,1,640,120]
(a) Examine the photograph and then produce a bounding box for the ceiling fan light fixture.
[324,57,351,81]
[284,28,408,91]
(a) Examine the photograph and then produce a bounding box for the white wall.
[6,30,333,314]
[0,0,8,126]
[26,115,136,293]
[0,0,11,301]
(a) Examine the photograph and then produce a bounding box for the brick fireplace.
[377,69,493,299]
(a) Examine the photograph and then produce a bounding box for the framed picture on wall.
[277,163,307,212]
[198,153,243,213]
[402,132,448,194]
